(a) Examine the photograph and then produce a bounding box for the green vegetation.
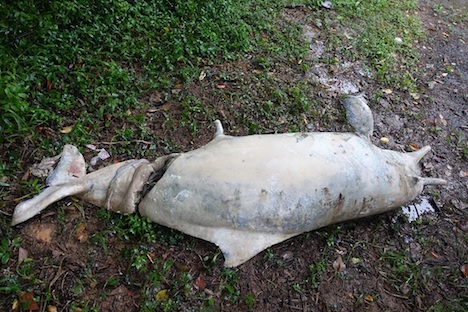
[0,0,289,146]
[308,0,424,89]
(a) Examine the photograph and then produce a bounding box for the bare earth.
[3,1,467,311]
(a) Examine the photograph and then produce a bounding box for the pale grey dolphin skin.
[12,96,446,267]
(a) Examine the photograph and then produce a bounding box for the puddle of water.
[400,196,436,222]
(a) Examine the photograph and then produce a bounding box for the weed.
[379,250,433,296]
[130,247,150,272]
[292,283,302,292]
[0,237,20,265]
[431,299,468,312]
[308,0,424,87]
[263,248,275,262]
[0,269,21,295]
[181,97,204,134]
[308,259,327,289]
[114,214,159,243]
[0,0,288,148]
[317,226,342,248]
[220,268,240,303]
[19,179,43,197]
[245,292,257,310]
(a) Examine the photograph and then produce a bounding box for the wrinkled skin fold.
[12,97,447,267]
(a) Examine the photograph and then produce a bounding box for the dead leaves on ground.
[74,222,88,243]
[193,274,206,291]
[155,289,169,302]
[332,255,346,272]
[13,292,39,311]
[59,124,74,134]
[461,264,468,277]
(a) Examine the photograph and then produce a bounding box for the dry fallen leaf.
[364,294,374,303]
[47,305,58,312]
[19,292,39,311]
[438,114,447,126]
[194,274,206,291]
[90,148,111,166]
[174,262,189,272]
[75,222,88,243]
[461,264,468,277]
[60,124,74,134]
[146,252,155,264]
[11,299,19,310]
[408,143,420,151]
[199,71,206,81]
[86,144,97,151]
[333,255,346,272]
[18,247,29,265]
[382,88,393,94]
[410,92,420,100]
[156,289,169,302]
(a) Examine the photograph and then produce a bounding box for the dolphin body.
[12,96,446,266]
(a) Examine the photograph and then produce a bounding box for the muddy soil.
[3,1,467,311]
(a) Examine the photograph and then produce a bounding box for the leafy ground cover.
[1,0,467,311]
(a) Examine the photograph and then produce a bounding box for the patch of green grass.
[379,249,440,297]
[244,292,257,310]
[308,0,424,89]
[0,0,289,147]
[0,237,20,266]
[308,259,327,289]
[220,268,240,303]
[431,299,468,312]
[111,213,189,247]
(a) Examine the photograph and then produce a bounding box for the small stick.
[98,140,153,145]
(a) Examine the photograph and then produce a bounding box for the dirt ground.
[4,1,467,311]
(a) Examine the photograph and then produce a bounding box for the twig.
[97,140,153,145]
[382,288,409,299]
[0,210,12,216]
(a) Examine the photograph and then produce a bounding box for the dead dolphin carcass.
[12,95,446,267]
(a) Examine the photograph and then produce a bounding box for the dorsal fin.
[343,94,374,140]
[213,120,224,137]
